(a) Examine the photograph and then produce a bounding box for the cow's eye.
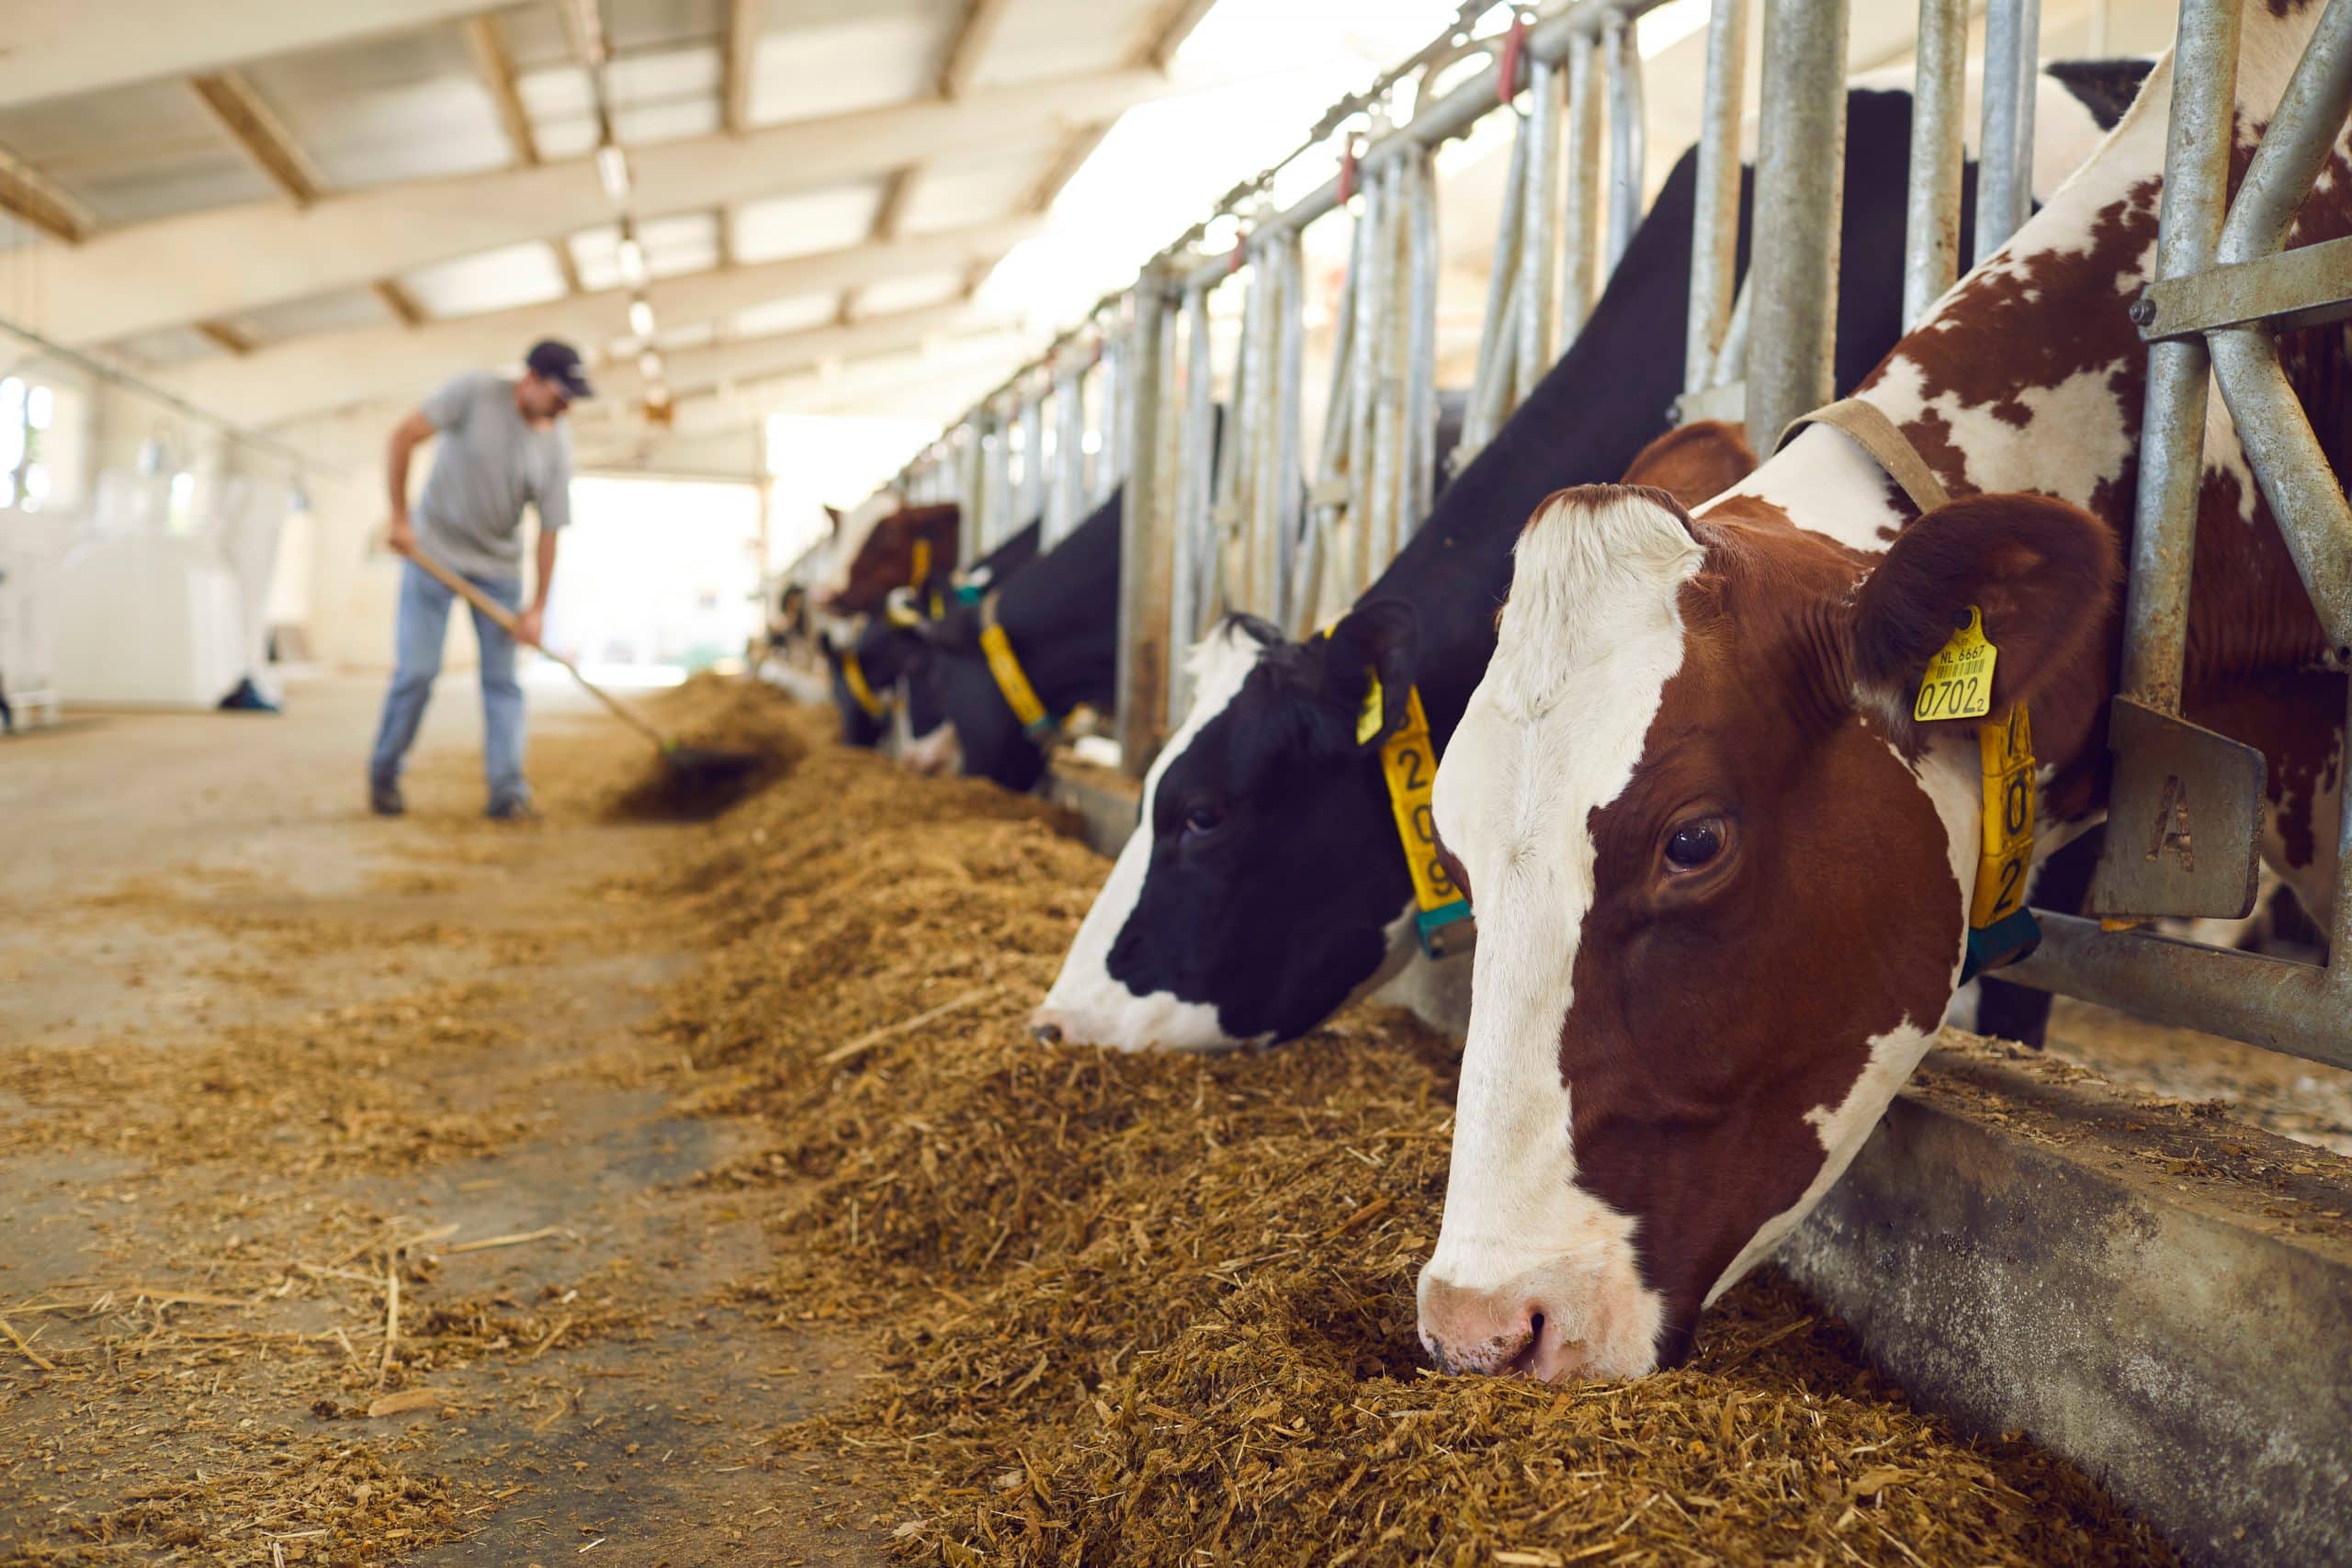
[1663,817,1726,872]
[1181,804,1227,840]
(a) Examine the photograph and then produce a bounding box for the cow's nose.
[1028,1009,1068,1046]
[1418,1277,1590,1381]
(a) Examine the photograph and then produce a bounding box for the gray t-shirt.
[413,372,573,581]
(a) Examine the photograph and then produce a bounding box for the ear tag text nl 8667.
[1915,605,1997,722]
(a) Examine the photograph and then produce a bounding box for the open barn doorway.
[534,474,765,689]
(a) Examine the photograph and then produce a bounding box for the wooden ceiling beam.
[939,0,1016,99]
[373,279,427,327]
[722,0,761,133]
[195,320,256,355]
[0,145,95,243]
[462,14,540,166]
[190,70,326,207]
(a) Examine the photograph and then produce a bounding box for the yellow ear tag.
[1357,671,1385,746]
[1914,605,1997,722]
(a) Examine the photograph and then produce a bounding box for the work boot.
[369,778,405,817]
[485,793,538,822]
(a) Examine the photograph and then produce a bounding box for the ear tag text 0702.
[1915,605,1997,722]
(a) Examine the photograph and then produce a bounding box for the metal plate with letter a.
[2090,697,2266,922]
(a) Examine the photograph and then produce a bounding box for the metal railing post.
[1684,0,1747,399]
[1746,0,1850,452]
[1051,356,1087,547]
[1116,268,1175,779]
[1561,29,1604,342]
[1603,11,1646,276]
[1904,0,1969,328]
[1402,149,1441,549]
[1462,109,1530,460]
[1016,389,1046,539]
[1973,0,2042,265]
[1170,275,1217,717]
[1517,56,1563,403]
[1270,231,1306,622]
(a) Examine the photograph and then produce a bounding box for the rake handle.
[401,539,673,753]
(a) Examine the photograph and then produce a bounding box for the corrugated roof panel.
[895,131,1064,233]
[729,292,840,340]
[732,181,887,265]
[853,270,965,317]
[743,5,944,129]
[971,0,1149,90]
[240,286,402,344]
[401,242,571,317]
[570,210,721,292]
[0,80,277,227]
[607,0,726,53]
[115,325,232,368]
[264,72,514,190]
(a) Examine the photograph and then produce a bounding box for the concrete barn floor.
[0,676,883,1564]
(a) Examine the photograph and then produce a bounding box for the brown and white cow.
[815,501,961,617]
[1419,9,2348,1380]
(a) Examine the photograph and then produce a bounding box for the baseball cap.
[525,339,594,401]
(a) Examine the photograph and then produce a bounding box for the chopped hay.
[648,705,2177,1566]
[596,673,808,822]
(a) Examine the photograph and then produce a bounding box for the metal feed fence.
[2005,0,2352,1073]
[870,0,2346,1066]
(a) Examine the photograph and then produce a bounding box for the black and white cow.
[822,518,1045,749]
[1033,63,2153,1053]
[904,491,1126,791]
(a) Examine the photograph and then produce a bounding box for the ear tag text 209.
[1915,605,1997,722]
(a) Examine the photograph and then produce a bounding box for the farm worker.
[368,340,592,820]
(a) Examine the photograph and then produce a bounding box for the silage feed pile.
[640,700,2175,1567]
[590,671,808,821]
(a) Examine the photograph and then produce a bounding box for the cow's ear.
[1619,420,1758,509]
[1849,491,2119,728]
[1324,598,1419,749]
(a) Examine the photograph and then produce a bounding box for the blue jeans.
[368,561,528,804]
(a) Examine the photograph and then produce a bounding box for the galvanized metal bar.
[1173,0,1683,297]
[1270,231,1306,622]
[1560,28,1604,342]
[1461,107,1529,458]
[2209,328,2352,653]
[2004,913,2351,1072]
[2141,233,2352,337]
[1603,11,1645,276]
[1095,329,1125,502]
[1402,149,1441,547]
[1170,277,1216,716]
[1067,363,1091,541]
[1016,391,1046,542]
[1114,267,1176,778]
[983,403,1014,550]
[1369,157,1409,571]
[2218,0,2352,265]
[1745,0,1849,451]
[1684,0,1748,395]
[1517,56,1563,404]
[1972,0,2042,265]
[957,414,984,565]
[1903,0,1969,327]
[1348,157,1389,599]
[2116,0,2239,715]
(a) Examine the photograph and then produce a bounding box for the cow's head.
[1032,605,1420,1052]
[1418,482,2115,1378]
[817,502,959,616]
[1035,423,1762,1055]
[821,619,931,749]
[900,603,1051,792]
